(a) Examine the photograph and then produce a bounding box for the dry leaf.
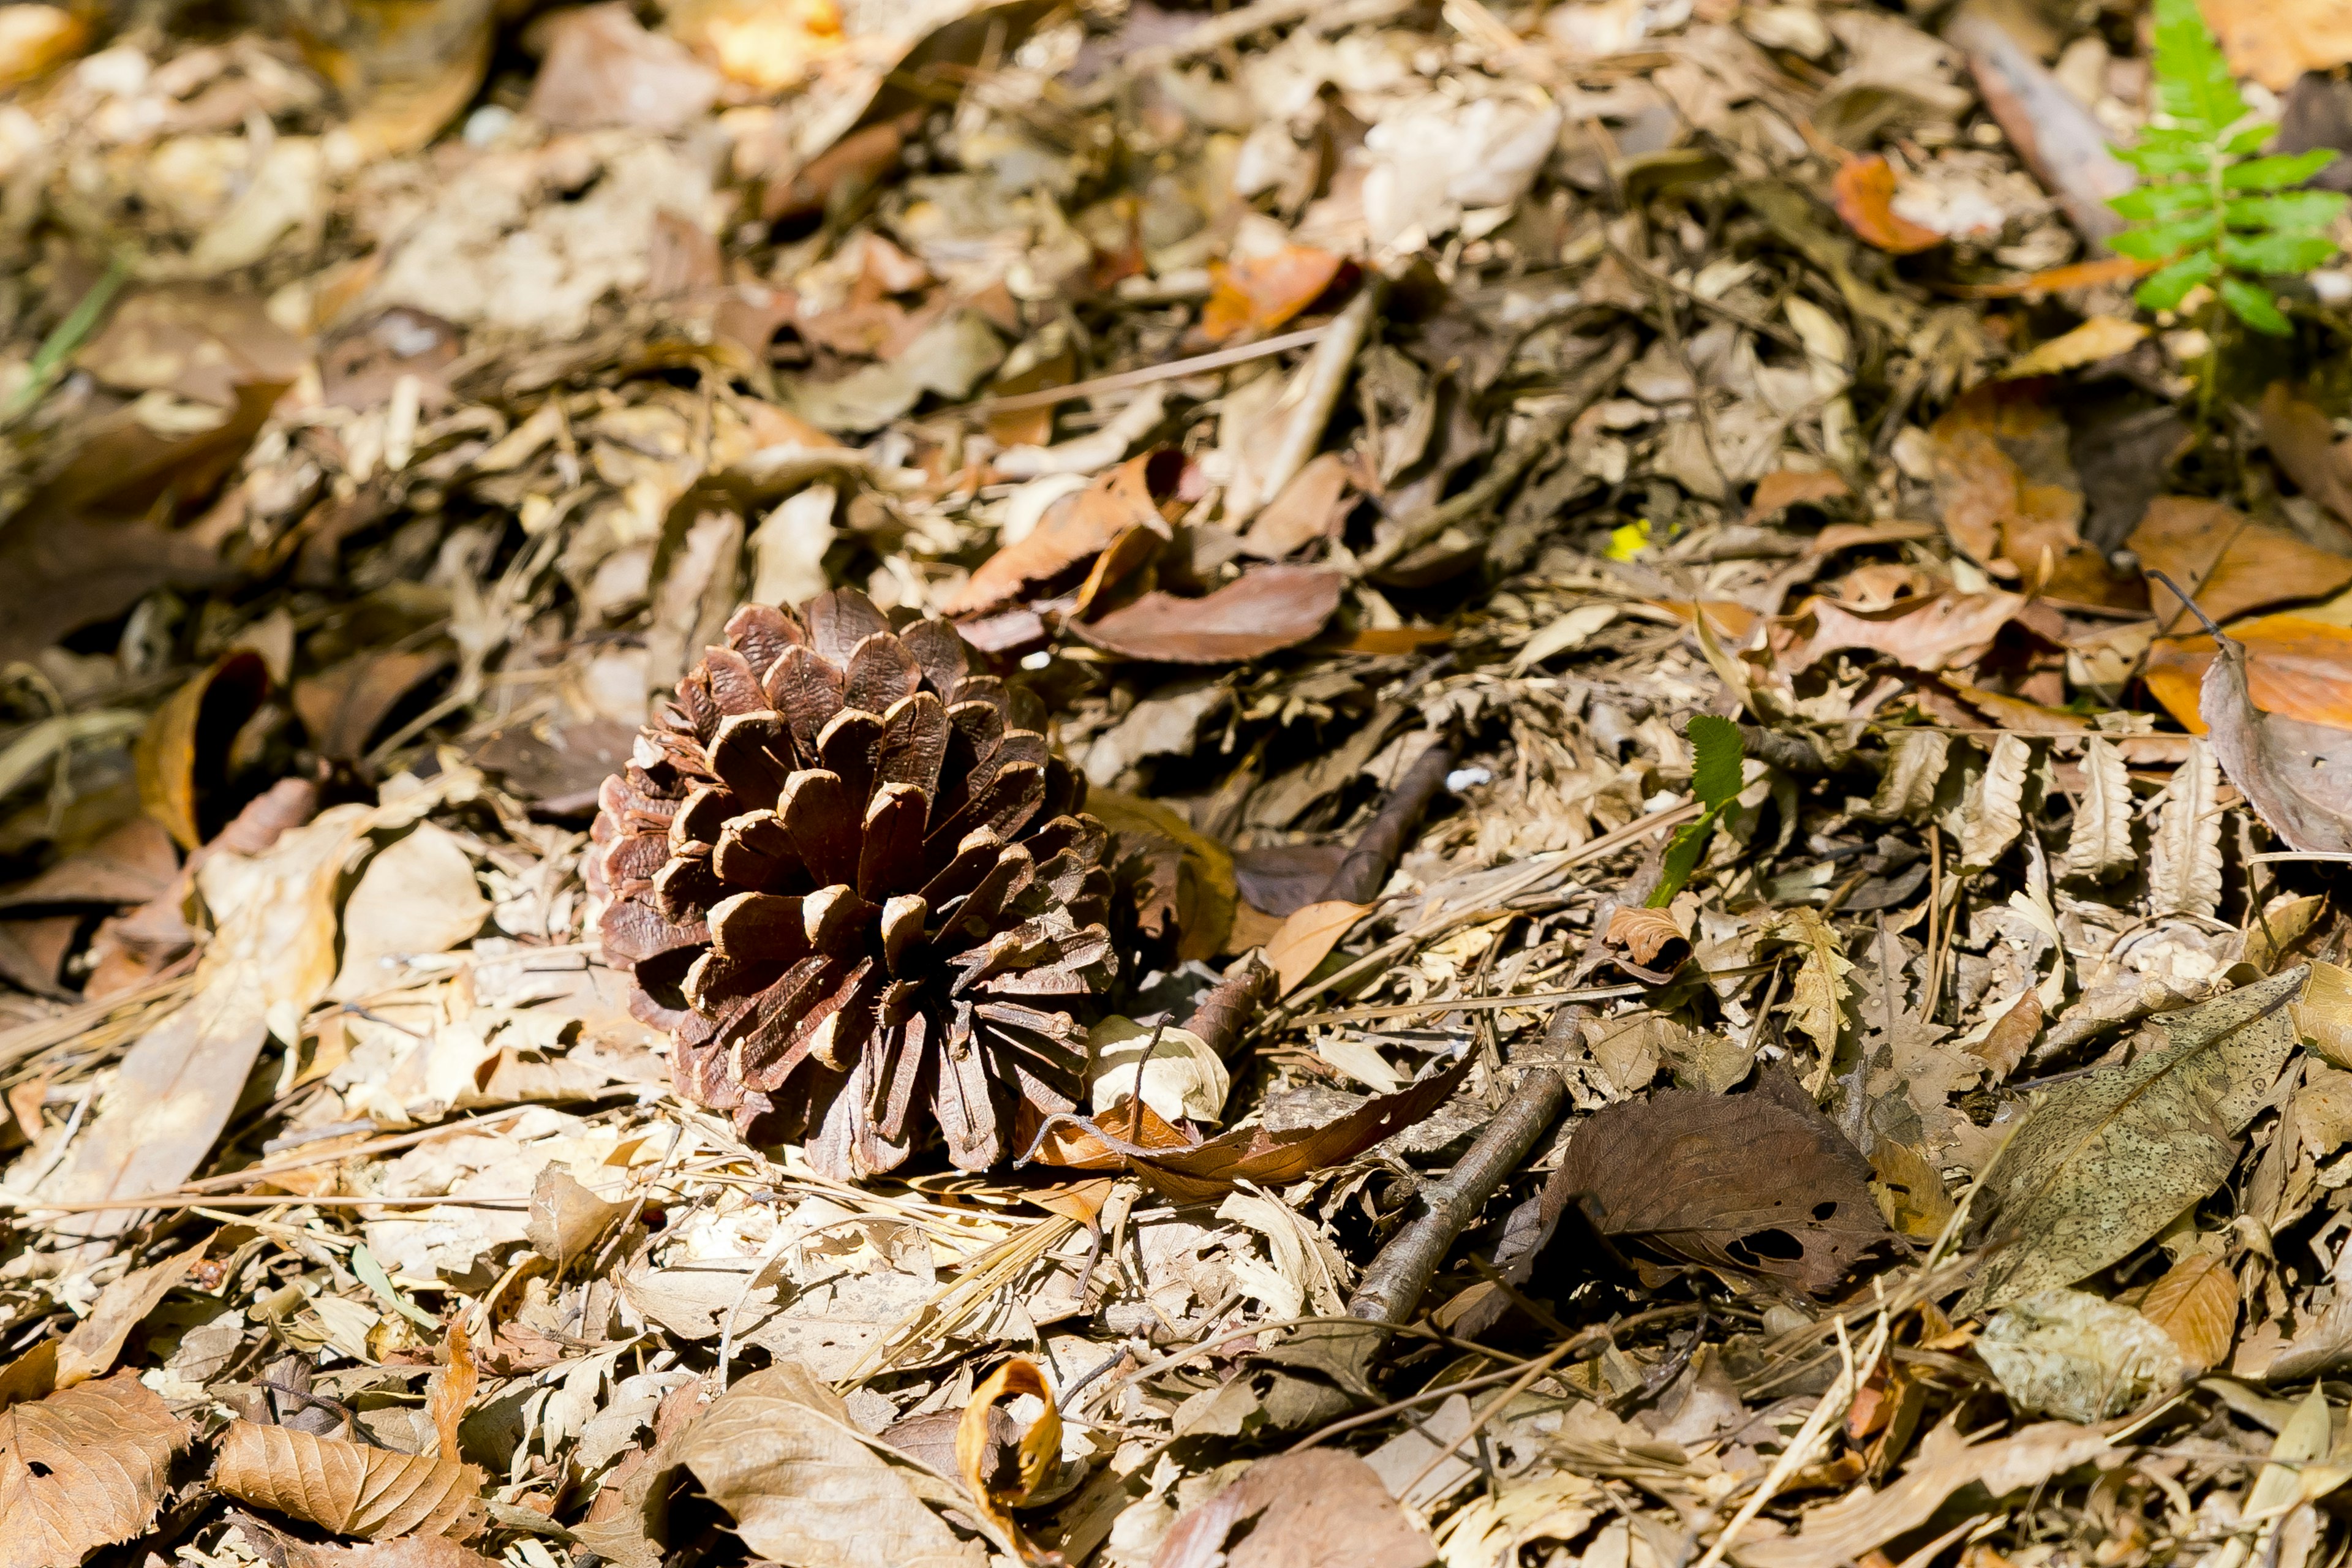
[1972,990,2043,1081]
[1959,733,2032,870]
[1745,468,1853,525]
[1869,1140,1956,1241]
[0,4,83,91]
[212,1420,487,1540]
[1772,907,1854,1063]
[944,449,1179,616]
[2131,497,2352,627]
[1086,787,1238,963]
[424,1321,476,1461]
[1604,905,1689,975]
[1961,968,2308,1314]
[2258,382,2352,526]
[2296,960,2352,1069]
[293,647,454,760]
[1242,452,1351,560]
[1540,1084,1892,1297]
[1152,1448,1436,1568]
[134,650,271,851]
[55,1238,206,1388]
[2146,616,2352,733]
[957,1358,1058,1555]
[1978,1287,2192,1420]
[524,1166,626,1272]
[1782,589,2029,673]
[2198,625,2352,854]
[1262,900,1370,994]
[0,1372,188,1568]
[1074,565,1343,663]
[2138,1248,2238,1371]
[328,823,488,1000]
[2060,736,2135,883]
[1830,155,1942,254]
[2204,0,2352,89]
[528,4,720,131]
[2000,316,2150,379]
[2149,738,2225,918]
[674,1361,984,1568]
[1200,247,1347,344]
[1926,383,2141,609]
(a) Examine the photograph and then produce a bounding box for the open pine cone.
[590,589,1115,1178]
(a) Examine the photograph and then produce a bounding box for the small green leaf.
[2219,275,2293,335]
[2116,141,2215,179]
[2226,123,2278,156]
[350,1242,439,1330]
[1649,812,1719,908]
[2135,249,2219,311]
[2225,191,2350,230]
[2115,211,2223,260]
[2111,183,2217,221]
[2149,0,2245,137]
[1686,714,1747,812]
[2222,231,2340,274]
[2226,150,2339,190]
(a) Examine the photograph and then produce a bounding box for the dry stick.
[964,326,1332,414]
[1357,335,1637,575]
[1697,1313,1890,1568]
[1348,1005,1578,1325]
[1322,733,1460,905]
[1070,0,1414,105]
[1233,281,1384,526]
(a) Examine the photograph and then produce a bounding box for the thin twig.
[963,326,1332,414]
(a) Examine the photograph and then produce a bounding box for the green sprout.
[1648,714,1746,908]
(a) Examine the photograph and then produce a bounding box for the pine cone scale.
[594,587,1114,1179]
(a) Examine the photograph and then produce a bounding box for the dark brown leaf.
[1074,565,1342,663]
[1540,1085,1893,1296]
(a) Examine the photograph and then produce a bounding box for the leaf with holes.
[0,1373,189,1568]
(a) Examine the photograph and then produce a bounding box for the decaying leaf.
[1961,968,2309,1314]
[328,823,488,1000]
[134,650,271,851]
[2062,736,2135,881]
[213,1420,487,1540]
[2132,498,2352,626]
[1771,907,1853,1063]
[1540,1083,1892,1297]
[2258,381,2352,526]
[55,1238,207,1387]
[674,1360,984,1568]
[1959,733,2032,870]
[524,1166,627,1272]
[1074,566,1343,663]
[1977,1287,2192,1421]
[942,450,1180,617]
[1605,905,1689,974]
[1263,900,1370,994]
[2144,614,2352,734]
[1200,246,1347,343]
[2136,1247,2238,1371]
[957,1357,1058,1555]
[2147,737,2224,918]
[0,1372,189,1568]
[1831,154,1942,254]
[2197,623,2352,854]
[1152,1448,1435,1568]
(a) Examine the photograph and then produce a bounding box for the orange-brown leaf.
[943,449,1181,617]
[1074,565,1341,663]
[958,1358,1058,1555]
[2259,381,2352,526]
[212,1420,486,1541]
[1831,156,1943,255]
[1744,468,1852,526]
[1200,246,1347,343]
[1605,905,1689,970]
[1262,899,1369,994]
[2131,497,2352,628]
[0,1372,189,1568]
[425,1321,477,1462]
[2137,1250,2238,1371]
[2145,615,2352,734]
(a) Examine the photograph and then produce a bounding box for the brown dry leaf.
[957,1358,1058,1556]
[1074,566,1343,663]
[55,1238,207,1388]
[668,0,843,90]
[1262,899,1368,995]
[284,1540,502,1568]
[1771,907,1854,1063]
[2198,624,2352,853]
[2204,0,2352,89]
[1200,247,1348,344]
[327,823,487,1001]
[527,3,720,131]
[1961,968,2308,1314]
[1973,990,2043,1081]
[1242,451,1351,559]
[2132,497,2352,626]
[2144,615,2352,733]
[134,650,271,851]
[674,1360,984,1568]
[1926,383,2141,609]
[1869,1140,1956,1241]
[424,1321,476,1461]
[2259,382,2352,526]
[2296,960,2352,1069]
[2000,317,2150,379]
[1830,155,1943,254]
[293,648,454,760]
[0,1372,189,1568]
[2138,1248,2238,1371]
[1087,788,1238,963]
[1738,1419,2112,1568]
[76,287,309,410]
[1744,468,1853,526]
[524,1166,625,1272]
[944,449,1180,617]
[1604,905,1691,977]
[1540,1084,1892,1297]
[1152,1448,1436,1568]
[212,1420,487,1540]
[1780,589,2029,673]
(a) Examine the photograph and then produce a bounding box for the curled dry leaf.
[1539,1084,1892,1297]
[0,1372,189,1568]
[674,1360,984,1568]
[1972,991,2043,1082]
[2136,1248,2239,1371]
[2131,497,2352,627]
[2144,616,2352,733]
[2196,627,2352,854]
[1604,905,1689,976]
[1961,968,2308,1315]
[1831,154,1943,254]
[957,1358,1058,1555]
[1959,733,2032,871]
[1074,565,1344,663]
[424,1321,476,1462]
[943,449,1182,617]
[134,650,271,851]
[212,1420,488,1540]
[1152,1448,1436,1568]
[1200,246,1348,344]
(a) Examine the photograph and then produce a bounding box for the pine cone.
[590,590,1115,1178]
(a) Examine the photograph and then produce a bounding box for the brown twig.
[1183,954,1276,1061]
[1321,735,1460,905]
[1346,1006,1577,1325]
